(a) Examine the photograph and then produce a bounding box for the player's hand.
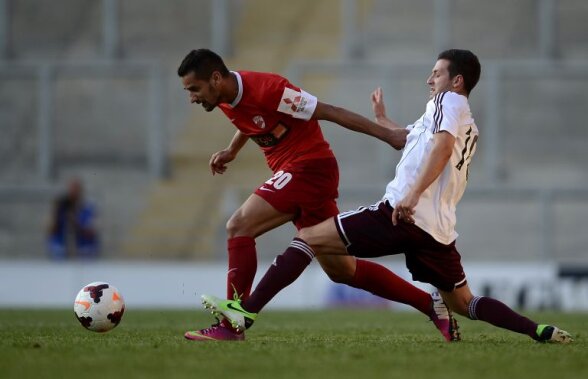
[209,149,235,175]
[371,87,387,122]
[392,192,419,226]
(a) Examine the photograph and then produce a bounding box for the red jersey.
[218,71,334,172]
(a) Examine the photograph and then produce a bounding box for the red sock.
[227,236,257,301]
[349,259,431,315]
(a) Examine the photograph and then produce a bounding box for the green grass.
[0,309,586,379]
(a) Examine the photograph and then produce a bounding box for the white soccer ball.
[74,281,125,332]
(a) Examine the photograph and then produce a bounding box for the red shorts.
[335,200,467,292]
[255,158,339,230]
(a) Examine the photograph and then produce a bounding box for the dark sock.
[242,238,314,313]
[227,236,257,301]
[348,259,432,315]
[468,296,538,339]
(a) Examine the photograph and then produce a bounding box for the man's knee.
[296,228,320,256]
[297,227,313,245]
[226,209,253,238]
[322,264,355,284]
[226,213,242,238]
[317,256,356,284]
[297,220,339,255]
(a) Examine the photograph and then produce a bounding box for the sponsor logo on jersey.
[249,124,289,147]
[253,115,266,129]
[283,96,302,112]
[278,87,308,116]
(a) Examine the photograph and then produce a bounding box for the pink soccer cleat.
[184,320,245,341]
[430,291,461,342]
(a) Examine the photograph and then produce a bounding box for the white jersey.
[384,91,478,245]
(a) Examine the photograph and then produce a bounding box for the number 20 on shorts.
[265,170,293,190]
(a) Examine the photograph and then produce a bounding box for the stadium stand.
[1,0,587,265]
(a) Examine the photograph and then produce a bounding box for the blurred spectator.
[46,178,99,259]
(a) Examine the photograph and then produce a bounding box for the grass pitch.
[0,309,586,379]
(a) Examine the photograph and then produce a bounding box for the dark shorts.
[255,157,339,230]
[334,200,467,292]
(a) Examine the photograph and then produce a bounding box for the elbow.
[392,139,406,150]
[390,129,408,150]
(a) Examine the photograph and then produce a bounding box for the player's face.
[181,72,221,112]
[426,59,456,99]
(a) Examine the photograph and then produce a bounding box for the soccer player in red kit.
[178,49,459,341]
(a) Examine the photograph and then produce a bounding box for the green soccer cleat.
[201,294,257,332]
[535,324,573,344]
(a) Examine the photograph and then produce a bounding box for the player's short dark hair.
[437,49,481,95]
[177,49,230,80]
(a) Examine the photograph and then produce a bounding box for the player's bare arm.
[370,87,403,130]
[209,130,249,175]
[392,131,454,225]
[312,101,408,150]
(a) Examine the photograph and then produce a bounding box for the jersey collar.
[228,71,243,108]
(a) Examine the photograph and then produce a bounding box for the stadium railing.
[0,61,168,180]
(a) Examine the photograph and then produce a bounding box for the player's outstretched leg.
[535,324,573,344]
[462,293,573,344]
[184,317,245,341]
[201,294,257,332]
[430,291,461,342]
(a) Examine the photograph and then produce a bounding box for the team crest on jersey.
[253,115,266,129]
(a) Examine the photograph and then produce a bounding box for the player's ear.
[452,74,464,91]
[211,71,222,86]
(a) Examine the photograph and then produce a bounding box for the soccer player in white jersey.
[202,49,572,343]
